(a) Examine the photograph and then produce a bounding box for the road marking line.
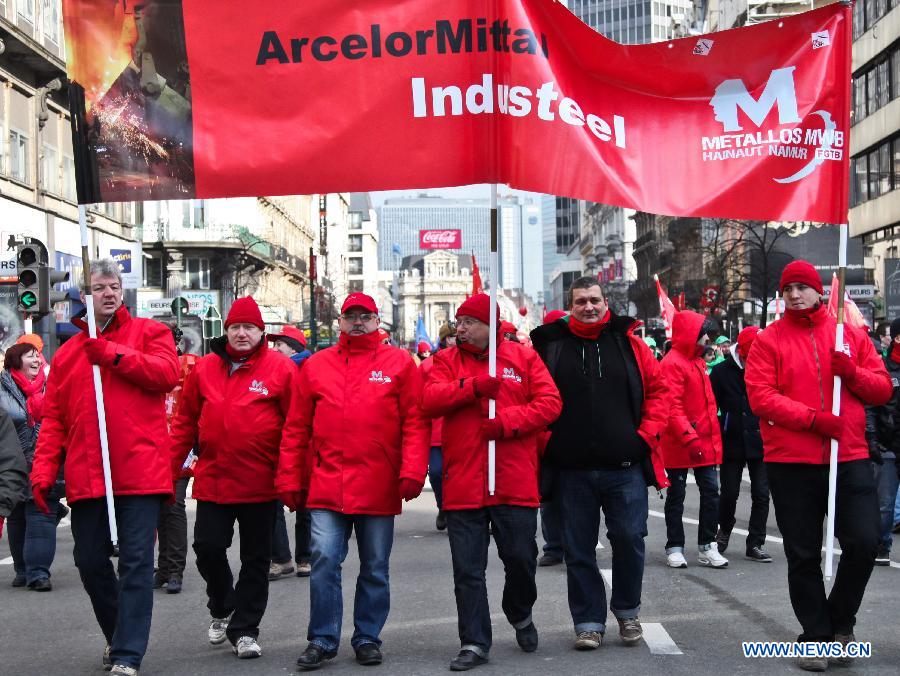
[0,556,13,565]
[643,623,683,655]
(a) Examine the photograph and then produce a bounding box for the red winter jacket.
[660,311,723,469]
[31,306,179,503]
[275,331,429,515]
[420,356,443,447]
[745,304,891,464]
[169,338,295,503]
[421,340,562,509]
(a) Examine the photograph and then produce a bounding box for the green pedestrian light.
[19,290,38,309]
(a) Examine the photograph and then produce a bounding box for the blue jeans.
[272,501,292,563]
[6,496,60,584]
[559,466,648,633]
[428,446,443,510]
[873,456,898,551]
[664,466,720,550]
[895,484,900,526]
[71,496,162,669]
[308,509,394,652]
[540,498,564,559]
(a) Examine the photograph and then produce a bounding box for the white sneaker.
[109,666,138,676]
[233,636,262,659]
[208,615,231,645]
[666,551,688,568]
[698,543,729,568]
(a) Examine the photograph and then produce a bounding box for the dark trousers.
[445,505,538,657]
[767,460,880,641]
[193,500,276,643]
[664,466,719,549]
[428,446,443,510]
[71,495,162,669]
[271,504,312,564]
[156,477,188,581]
[7,496,60,584]
[559,466,647,633]
[718,457,770,550]
[540,497,564,560]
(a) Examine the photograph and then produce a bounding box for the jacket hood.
[672,311,706,357]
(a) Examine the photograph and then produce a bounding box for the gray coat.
[0,406,26,517]
[0,369,41,465]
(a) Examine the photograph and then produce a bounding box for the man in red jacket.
[276,292,429,670]
[169,296,296,661]
[660,310,727,569]
[422,294,561,671]
[746,260,891,671]
[30,259,179,676]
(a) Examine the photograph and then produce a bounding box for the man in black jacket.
[530,277,669,652]
[865,316,900,566]
[710,326,773,563]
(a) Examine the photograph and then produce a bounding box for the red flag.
[471,252,483,296]
[827,273,868,330]
[655,275,676,339]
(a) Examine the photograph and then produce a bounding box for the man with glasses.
[31,259,179,676]
[277,293,429,671]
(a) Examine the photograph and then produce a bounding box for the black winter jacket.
[709,351,763,463]
[865,356,900,462]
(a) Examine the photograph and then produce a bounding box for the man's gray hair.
[90,258,123,284]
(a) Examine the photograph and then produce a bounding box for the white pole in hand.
[488,184,498,496]
[79,205,118,546]
[824,222,848,581]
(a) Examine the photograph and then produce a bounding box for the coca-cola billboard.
[419,229,462,250]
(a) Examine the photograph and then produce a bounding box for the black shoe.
[874,547,891,566]
[296,644,337,670]
[715,528,731,554]
[166,578,182,594]
[538,554,562,567]
[152,574,166,589]
[436,511,447,531]
[355,643,383,666]
[12,574,26,588]
[515,623,538,652]
[892,522,900,535]
[449,650,488,671]
[29,578,52,591]
[745,546,773,563]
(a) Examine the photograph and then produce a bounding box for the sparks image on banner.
[420,229,462,250]
[62,1,851,223]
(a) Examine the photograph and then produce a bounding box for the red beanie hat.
[456,294,500,326]
[225,297,265,330]
[737,326,761,362]
[779,260,823,295]
[543,309,567,325]
[417,341,431,354]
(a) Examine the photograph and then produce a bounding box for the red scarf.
[225,337,264,362]
[11,367,46,426]
[567,310,611,340]
[890,341,900,365]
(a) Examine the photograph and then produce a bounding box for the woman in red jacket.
[169,297,297,661]
[660,310,726,570]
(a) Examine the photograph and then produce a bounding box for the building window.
[347,256,363,275]
[42,143,59,194]
[348,234,363,252]
[18,0,35,23]
[348,280,364,293]
[42,0,60,43]
[9,130,29,183]
[184,257,210,290]
[852,74,866,123]
[350,212,362,229]
[144,255,162,287]
[62,154,76,201]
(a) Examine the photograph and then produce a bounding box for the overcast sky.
[370,184,542,207]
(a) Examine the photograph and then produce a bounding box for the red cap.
[268,325,307,349]
[779,260,823,295]
[455,294,500,326]
[500,321,518,336]
[341,293,377,314]
[543,310,567,325]
[737,326,761,362]
[417,341,431,354]
[225,297,264,330]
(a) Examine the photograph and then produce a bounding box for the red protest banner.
[62,0,850,223]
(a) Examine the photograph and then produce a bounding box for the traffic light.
[16,243,42,313]
[38,266,70,315]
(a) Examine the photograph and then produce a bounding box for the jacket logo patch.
[369,370,392,384]
[248,380,269,396]
[502,367,522,383]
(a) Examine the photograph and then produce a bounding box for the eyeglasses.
[340,312,377,323]
[456,317,482,328]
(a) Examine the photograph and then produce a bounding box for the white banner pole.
[488,185,498,496]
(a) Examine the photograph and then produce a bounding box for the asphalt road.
[2,474,898,675]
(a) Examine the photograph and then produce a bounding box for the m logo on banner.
[710,67,800,133]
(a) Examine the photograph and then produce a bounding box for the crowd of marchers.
[0,257,897,675]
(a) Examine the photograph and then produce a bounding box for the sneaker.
[666,551,688,568]
[617,618,643,645]
[538,553,563,567]
[28,578,52,591]
[573,631,603,650]
[166,578,182,594]
[11,574,26,588]
[715,528,731,554]
[746,546,773,563]
[698,543,729,568]
[436,510,447,531]
[296,643,337,670]
[296,561,312,577]
[233,636,262,659]
[874,547,890,566]
[830,633,855,666]
[449,649,488,671]
[109,666,138,676]
[208,614,231,645]
[796,656,828,671]
[515,622,538,652]
[102,645,112,671]
[268,560,295,580]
